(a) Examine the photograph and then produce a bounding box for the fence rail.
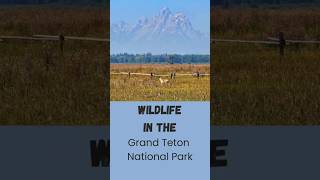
[267,37,320,44]
[0,35,108,42]
[0,34,108,54]
[212,39,279,45]
[33,35,109,42]
[111,72,210,79]
[212,32,320,57]
[212,38,320,45]
[0,36,58,41]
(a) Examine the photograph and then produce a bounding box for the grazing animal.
[159,78,169,84]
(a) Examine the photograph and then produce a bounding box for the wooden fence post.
[150,72,154,79]
[170,72,176,79]
[279,32,286,58]
[128,72,131,78]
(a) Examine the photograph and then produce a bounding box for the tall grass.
[0,7,108,125]
[111,64,210,101]
[212,8,320,125]
[0,7,108,37]
[213,7,320,40]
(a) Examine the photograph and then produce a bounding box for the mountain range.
[111,7,209,55]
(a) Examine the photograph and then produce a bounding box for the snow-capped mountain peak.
[111,7,209,54]
[159,7,172,17]
[111,21,131,33]
[112,7,200,38]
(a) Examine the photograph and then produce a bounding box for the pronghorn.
[159,77,169,84]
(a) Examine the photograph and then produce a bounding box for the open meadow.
[212,7,320,125]
[111,64,210,101]
[0,7,109,125]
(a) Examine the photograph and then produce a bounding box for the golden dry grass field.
[212,7,320,125]
[111,64,210,101]
[0,7,109,125]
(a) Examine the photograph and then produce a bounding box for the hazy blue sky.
[111,0,210,33]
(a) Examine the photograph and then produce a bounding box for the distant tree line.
[111,53,210,64]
